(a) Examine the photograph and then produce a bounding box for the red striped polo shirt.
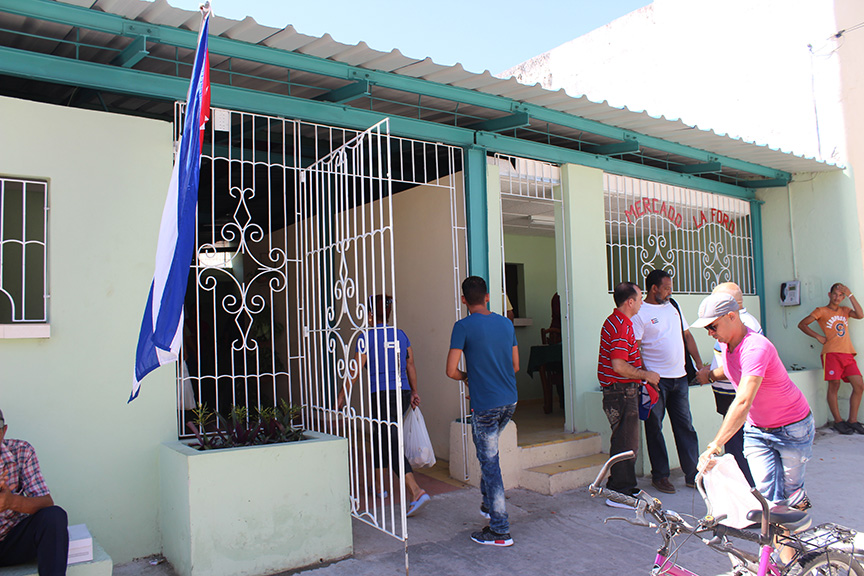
[597,308,643,386]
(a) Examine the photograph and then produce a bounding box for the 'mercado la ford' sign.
[623,197,737,234]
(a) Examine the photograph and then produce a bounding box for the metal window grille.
[604,174,755,294]
[179,105,466,550]
[0,177,48,323]
[493,154,562,201]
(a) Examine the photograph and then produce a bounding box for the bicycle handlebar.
[588,450,635,494]
[588,451,645,510]
[603,488,643,510]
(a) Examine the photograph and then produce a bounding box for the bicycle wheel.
[796,552,864,576]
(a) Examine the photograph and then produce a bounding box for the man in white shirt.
[696,282,761,486]
[632,269,701,494]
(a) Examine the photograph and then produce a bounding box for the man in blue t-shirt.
[446,276,518,547]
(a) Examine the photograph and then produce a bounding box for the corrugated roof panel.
[259,27,312,52]
[15,0,838,174]
[327,42,379,67]
[357,49,417,73]
[393,58,450,78]
[296,34,350,59]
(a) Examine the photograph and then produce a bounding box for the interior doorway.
[493,155,571,445]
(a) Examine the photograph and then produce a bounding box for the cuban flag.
[131,5,211,402]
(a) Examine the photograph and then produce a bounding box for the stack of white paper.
[67,524,93,565]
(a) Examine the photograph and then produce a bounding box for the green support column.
[559,164,607,433]
[465,145,489,284]
[750,200,767,331]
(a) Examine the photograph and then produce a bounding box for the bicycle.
[588,451,864,576]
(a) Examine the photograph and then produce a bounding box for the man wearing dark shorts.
[798,282,864,435]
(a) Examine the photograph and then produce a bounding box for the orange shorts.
[822,352,861,382]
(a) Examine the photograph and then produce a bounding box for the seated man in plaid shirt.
[0,408,68,575]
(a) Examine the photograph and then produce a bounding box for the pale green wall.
[758,171,864,423]
[559,164,608,432]
[0,96,176,562]
[503,233,558,400]
[554,162,767,438]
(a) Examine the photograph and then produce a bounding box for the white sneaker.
[605,498,634,509]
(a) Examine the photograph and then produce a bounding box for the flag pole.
[131,4,211,402]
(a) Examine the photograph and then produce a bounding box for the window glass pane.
[0,177,48,323]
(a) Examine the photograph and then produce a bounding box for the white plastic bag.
[404,407,436,468]
[702,454,760,529]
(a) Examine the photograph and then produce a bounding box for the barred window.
[604,174,755,294]
[0,176,49,338]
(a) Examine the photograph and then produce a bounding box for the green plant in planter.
[187,403,216,450]
[186,400,304,450]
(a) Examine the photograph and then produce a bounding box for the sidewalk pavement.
[116,426,863,576]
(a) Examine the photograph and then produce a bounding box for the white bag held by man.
[702,454,759,529]
[404,407,436,468]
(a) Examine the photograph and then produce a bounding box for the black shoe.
[480,504,490,519]
[847,421,864,435]
[471,526,513,547]
[834,421,855,435]
[685,479,697,489]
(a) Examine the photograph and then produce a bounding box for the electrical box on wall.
[780,280,801,306]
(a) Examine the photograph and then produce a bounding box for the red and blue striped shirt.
[597,309,643,386]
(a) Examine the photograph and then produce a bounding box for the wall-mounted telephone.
[780,280,800,306]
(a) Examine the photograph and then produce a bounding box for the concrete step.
[520,453,608,496]
[519,431,601,469]
[1,541,113,576]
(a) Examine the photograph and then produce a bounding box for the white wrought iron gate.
[181,105,468,566]
[297,119,410,542]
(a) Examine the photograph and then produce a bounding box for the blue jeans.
[644,376,699,483]
[744,412,814,507]
[471,403,516,534]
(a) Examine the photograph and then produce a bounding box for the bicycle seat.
[746,506,811,532]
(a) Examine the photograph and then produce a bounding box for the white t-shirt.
[632,301,688,378]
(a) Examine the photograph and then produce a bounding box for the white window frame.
[0,175,50,339]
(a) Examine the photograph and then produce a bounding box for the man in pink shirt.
[693,293,814,511]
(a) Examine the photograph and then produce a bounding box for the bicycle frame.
[590,451,786,576]
[652,536,779,576]
[652,552,700,576]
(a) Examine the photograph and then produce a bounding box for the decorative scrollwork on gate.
[196,186,288,354]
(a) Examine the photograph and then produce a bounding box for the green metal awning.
[0,0,839,197]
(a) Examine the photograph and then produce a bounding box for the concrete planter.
[159,431,352,576]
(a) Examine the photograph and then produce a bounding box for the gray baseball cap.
[691,292,740,328]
